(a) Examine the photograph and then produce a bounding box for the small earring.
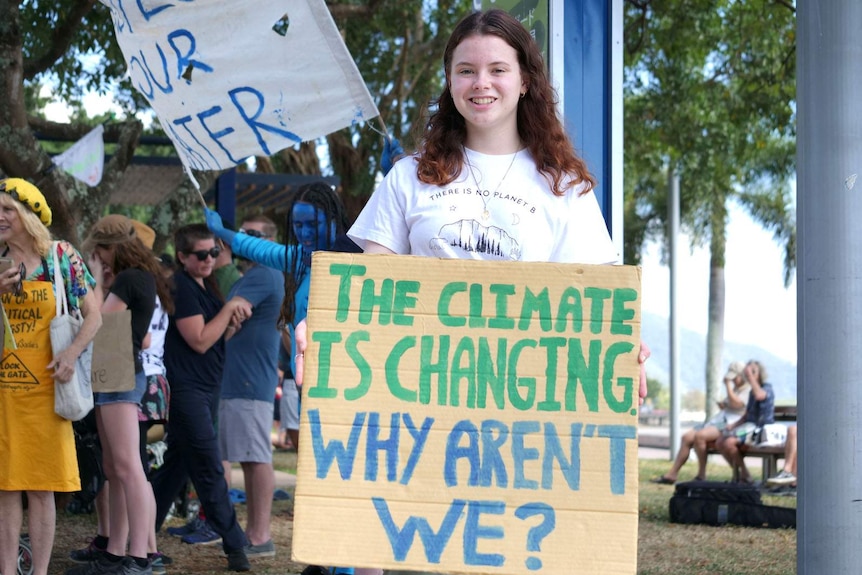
[520,91,526,99]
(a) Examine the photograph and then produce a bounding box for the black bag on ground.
[669,480,795,529]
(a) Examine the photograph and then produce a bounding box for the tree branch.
[23,0,98,79]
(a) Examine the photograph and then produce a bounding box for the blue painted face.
[292,201,334,255]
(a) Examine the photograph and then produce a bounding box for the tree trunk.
[704,202,728,417]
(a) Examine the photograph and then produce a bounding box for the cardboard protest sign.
[91,310,135,393]
[294,253,641,574]
[100,0,379,182]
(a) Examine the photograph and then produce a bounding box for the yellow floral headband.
[0,178,53,226]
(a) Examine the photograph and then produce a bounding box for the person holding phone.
[650,361,751,484]
[0,178,102,575]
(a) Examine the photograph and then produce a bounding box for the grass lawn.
[46,453,796,575]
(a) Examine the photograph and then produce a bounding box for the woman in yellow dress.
[0,178,102,575]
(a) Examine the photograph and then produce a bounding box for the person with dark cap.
[0,178,102,575]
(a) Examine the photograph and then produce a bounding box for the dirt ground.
[40,490,309,575]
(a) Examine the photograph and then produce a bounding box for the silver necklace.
[463,147,520,221]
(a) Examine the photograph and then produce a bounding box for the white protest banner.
[100,0,379,180]
[53,124,105,186]
[294,253,642,574]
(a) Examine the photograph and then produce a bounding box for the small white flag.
[53,124,105,187]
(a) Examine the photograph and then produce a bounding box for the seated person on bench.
[715,360,776,484]
[766,424,797,488]
[651,360,750,484]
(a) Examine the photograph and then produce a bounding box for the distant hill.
[640,311,797,403]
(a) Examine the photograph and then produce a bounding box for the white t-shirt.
[349,148,620,264]
[141,296,168,377]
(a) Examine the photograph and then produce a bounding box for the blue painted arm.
[231,233,288,270]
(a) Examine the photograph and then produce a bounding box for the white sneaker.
[766,469,796,487]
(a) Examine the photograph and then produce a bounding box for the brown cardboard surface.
[91,310,135,393]
[294,253,641,574]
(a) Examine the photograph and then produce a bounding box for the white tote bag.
[50,242,94,421]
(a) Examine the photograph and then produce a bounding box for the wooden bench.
[706,405,797,482]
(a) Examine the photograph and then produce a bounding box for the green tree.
[646,376,669,410]
[623,0,796,415]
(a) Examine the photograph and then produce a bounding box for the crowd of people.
[0,9,655,575]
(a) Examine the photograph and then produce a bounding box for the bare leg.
[0,490,24,575]
[98,403,151,558]
[224,460,232,490]
[354,570,384,575]
[717,436,749,481]
[784,425,798,475]
[693,426,722,480]
[25,490,56,575]
[660,428,698,481]
[95,481,110,536]
[146,482,158,554]
[287,429,299,452]
[242,462,274,545]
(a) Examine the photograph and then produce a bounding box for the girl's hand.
[638,341,651,405]
[294,319,307,387]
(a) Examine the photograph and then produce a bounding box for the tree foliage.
[623,0,796,411]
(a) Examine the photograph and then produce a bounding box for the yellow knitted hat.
[0,178,53,226]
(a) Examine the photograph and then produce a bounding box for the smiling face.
[292,201,334,256]
[448,34,526,143]
[0,197,24,243]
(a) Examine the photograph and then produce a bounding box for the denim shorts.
[94,370,147,406]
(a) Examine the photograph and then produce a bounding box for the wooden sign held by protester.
[91,310,135,393]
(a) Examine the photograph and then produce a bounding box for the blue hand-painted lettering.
[372,497,465,563]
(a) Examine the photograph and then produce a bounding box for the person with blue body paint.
[205,183,380,575]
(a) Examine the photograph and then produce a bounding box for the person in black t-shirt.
[149,224,253,572]
[77,215,174,575]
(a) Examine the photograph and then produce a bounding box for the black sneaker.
[70,540,107,564]
[148,552,172,566]
[226,549,251,572]
[65,554,124,575]
[119,557,153,575]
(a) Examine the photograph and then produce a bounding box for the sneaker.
[70,539,107,564]
[148,552,172,566]
[766,469,797,487]
[119,557,153,575]
[181,522,222,546]
[149,555,165,575]
[65,554,124,575]
[226,549,251,572]
[245,539,275,559]
[166,516,205,537]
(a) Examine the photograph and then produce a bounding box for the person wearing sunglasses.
[217,215,283,560]
[205,184,378,575]
[0,178,102,575]
[148,224,254,572]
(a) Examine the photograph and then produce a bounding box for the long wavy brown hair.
[108,237,175,314]
[415,9,595,197]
